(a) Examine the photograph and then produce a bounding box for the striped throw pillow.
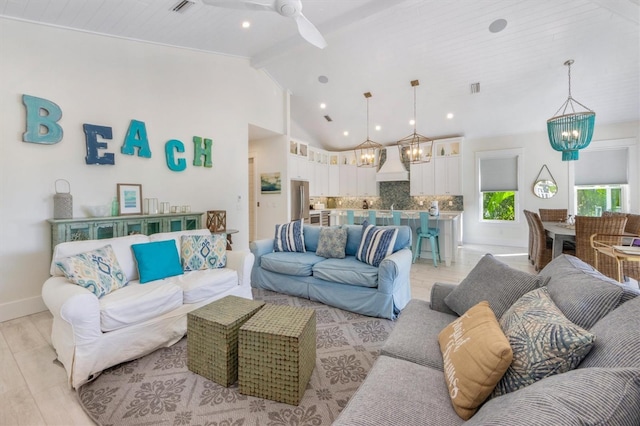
[274,219,306,252]
[356,221,398,267]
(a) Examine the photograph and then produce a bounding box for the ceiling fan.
[201,0,327,49]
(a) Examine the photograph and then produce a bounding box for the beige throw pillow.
[438,301,513,420]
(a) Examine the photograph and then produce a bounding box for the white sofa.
[42,229,254,389]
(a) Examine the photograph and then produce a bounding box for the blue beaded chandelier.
[547,60,595,161]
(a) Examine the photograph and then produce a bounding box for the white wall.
[462,121,639,247]
[249,135,289,240]
[0,19,286,321]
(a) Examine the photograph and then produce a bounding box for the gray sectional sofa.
[335,254,640,425]
[249,224,412,319]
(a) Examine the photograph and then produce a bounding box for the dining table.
[543,221,576,259]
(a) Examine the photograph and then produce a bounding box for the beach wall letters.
[22,94,212,172]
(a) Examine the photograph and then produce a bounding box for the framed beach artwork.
[117,183,143,215]
[260,172,281,194]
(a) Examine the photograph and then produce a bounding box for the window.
[477,150,522,222]
[574,147,629,216]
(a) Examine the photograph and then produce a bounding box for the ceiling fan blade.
[201,0,274,12]
[294,13,327,49]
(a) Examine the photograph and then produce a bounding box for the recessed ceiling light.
[489,19,507,33]
[447,113,454,119]
[375,125,381,131]
[318,75,329,84]
[409,119,415,126]
[320,103,326,109]
[343,131,349,136]
[242,21,251,28]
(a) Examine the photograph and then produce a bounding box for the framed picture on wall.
[260,172,281,194]
[117,183,143,215]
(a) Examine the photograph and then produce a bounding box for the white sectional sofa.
[42,229,254,389]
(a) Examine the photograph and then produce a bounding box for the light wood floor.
[0,244,533,426]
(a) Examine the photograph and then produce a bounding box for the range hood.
[376,147,409,181]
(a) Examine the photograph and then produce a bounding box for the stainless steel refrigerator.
[290,180,310,223]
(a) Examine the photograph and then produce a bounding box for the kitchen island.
[328,209,462,266]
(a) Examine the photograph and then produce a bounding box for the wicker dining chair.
[600,212,640,280]
[523,210,535,264]
[575,215,627,280]
[539,208,568,222]
[529,211,553,271]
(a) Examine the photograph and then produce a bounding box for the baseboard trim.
[0,296,47,322]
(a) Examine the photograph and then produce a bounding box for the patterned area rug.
[77,289,395,426]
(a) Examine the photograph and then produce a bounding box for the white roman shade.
[575,148,629,185]
[480,156,519,192]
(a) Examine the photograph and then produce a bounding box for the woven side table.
[238,304,316,405]
[187,296,265,387]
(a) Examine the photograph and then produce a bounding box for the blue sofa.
[249,224,412,319]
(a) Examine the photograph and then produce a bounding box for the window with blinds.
[477,150,521,222]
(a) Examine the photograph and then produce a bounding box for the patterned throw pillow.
[438,301,513,420]
[316,226,348,259]
[356,221,398,267]
[181,234,227,271]
[273,219,305,252]
[56,244,128,298]
[493,287,596,397]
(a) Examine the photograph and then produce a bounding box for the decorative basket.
[207,210,226,232]
[53,179,73,219]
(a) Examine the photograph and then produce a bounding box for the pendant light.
[547,60,596,161]
[354,92,382,167]
[397,80,433,163]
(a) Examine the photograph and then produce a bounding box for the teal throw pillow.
[180,234,227,271]
[273,219,305,252]
[132,240,183,283]
[356,220,398,267]
[493,287,596,397]
[316,226,348,259]
[56,244,128,298]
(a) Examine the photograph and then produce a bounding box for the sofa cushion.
[356,221,398,267]
[494,287,595,397]
[539,254,637,329]
[444,254,546,319]
[131,240,183,284]
[56,245,128,298]
[381,299,458,371]
[99,280,183,332]
[467,368,640,426]
[315,226,348,259]
[438,301,512,420]
[303,225,321,252]
[180,234,227,271]
[260,251,325,277]
[273,219,305,252]
[50,233,149,280]
[344,224,411,256]
[172,268,238,304]
[333,355,465,426]
[312,256,378,288]
[579,296,640,369]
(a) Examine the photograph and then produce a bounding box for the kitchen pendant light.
[547,60,596,161]
[397,80,434,164]
[354,92,382,167]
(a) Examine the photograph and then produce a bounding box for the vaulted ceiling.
[2,0,638,150]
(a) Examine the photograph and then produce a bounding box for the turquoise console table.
[48,212,203,253]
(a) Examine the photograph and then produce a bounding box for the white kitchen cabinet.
[409,161,435,196]
[434,138,462,195]
[356,166,379,196]
[338,152,357,196]
[328,163,340,195]
[313,162,329,196]
[289,140,311,181]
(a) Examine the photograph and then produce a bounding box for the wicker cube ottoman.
[238,304,316,405]
[187,296,265,387]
